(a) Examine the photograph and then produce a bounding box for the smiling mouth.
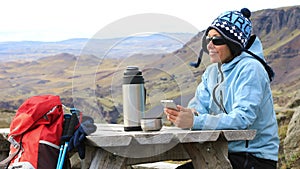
[209,50,218,55]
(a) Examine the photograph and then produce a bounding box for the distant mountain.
[1,6,299,111]
[0,38,87,61]
[251,6,300,87]
[1,6,299,107]
[0,33,194,62]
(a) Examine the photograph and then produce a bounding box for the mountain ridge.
[1,6,299,111]
[0,5,298,105]
[0,32,194,62]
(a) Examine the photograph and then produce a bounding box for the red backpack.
[0,95,64,169]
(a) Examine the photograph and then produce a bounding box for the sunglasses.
[205,36,226,45]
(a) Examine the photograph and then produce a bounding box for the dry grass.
[0,111,15,128]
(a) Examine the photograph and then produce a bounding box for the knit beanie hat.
[190,8,275,82]
[202,8,252,56]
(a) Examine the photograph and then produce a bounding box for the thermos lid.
[123,66,144,84]
[124,66,142,75]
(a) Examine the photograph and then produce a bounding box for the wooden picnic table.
[83,124,256,169]
[0,124,256,169]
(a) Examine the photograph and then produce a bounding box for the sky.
[0,0,299,42]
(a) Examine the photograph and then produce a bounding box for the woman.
[164,8,279,169]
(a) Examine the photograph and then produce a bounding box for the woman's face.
[206,29,233,63]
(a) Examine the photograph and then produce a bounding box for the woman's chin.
[210,58,221,63]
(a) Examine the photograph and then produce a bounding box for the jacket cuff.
[192,114,204,130]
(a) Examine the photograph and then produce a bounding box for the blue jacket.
[188,37,279,161]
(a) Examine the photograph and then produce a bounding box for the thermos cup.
[122,66,145,131]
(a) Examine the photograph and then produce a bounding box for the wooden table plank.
[222,130,256,141]
[87,124,228,147]
[176,130,221,143]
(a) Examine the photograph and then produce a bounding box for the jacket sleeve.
[187,68,211,114]
[192,60,269,130]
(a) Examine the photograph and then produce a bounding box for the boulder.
[284,107,300,168]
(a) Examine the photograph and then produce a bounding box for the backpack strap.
[0,136,22,167]
[0,151,18,167]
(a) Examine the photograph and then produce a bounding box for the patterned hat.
[202,8,252,56]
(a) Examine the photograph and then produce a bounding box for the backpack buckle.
[8,136,20,149]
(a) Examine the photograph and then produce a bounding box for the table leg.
[89,148,127,169]
[77,145,96,169]
[183,139,232,169]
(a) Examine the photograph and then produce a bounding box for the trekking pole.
[57,108,79,169]
[56,114,71,169]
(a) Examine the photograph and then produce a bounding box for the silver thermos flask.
[122,66,145,131]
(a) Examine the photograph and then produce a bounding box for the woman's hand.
[164,105,194,129]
